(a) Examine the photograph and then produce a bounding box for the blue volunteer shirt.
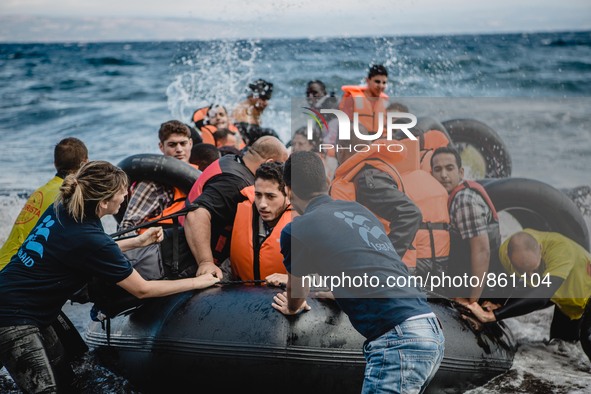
[281,194,432,340]
[0,203,133,328]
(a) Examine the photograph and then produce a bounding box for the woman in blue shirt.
[0,160,219,393]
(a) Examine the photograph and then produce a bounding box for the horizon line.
[1,28,589,46]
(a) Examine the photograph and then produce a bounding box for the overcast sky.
[1,0,590,42]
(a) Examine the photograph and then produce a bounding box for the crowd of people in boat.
[0,63,590,393]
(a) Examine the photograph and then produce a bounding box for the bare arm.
[184,207,223,278]
[117,269,219,299]
[467,233,490,303]
[115,227,164,252]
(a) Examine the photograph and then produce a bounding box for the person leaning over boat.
[182,136,288,280]
[0,161,219,394]
[119,120,197,232]
[329,124,423,272]
[431,146,502,304]
[272,151,444,393]
[0,137,88,270]
[466,229,591,363]
[230,162,292,284]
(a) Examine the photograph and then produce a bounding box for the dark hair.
[158,120,191,142]
[306,80,327,95]
[255,161,286,196]
[56,161,128,222]
[218,145,241,157]
[248,79,273,100]
[213,128,231,144]
[54,137,88,177]
[187,124,203,145]
[190,143,220,171]
[431,146,462,169]
[293,126,321,150]
[368,64,388,79]
[284,151,327,199]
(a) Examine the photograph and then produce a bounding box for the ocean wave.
[85,56,141,66]
[556,60,591,72]
[543,37,591,47]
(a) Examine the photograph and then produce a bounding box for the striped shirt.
[119,181,174,231]
[449,188,492,240]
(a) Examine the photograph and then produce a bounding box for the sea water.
[0,31,590,392]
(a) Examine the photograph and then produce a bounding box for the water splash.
[166,39,262,123]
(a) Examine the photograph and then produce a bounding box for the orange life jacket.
[192,106,243,148]
[200,124,244,149]
[192,106,210,129]
[137,163,200,234]
[339,85,389,133]
[419,130,451,173]
[330,139,450,269]
[230,186,292,281]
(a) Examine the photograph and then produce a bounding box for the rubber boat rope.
[218,279,267,286]
[217,280,329,292]
[109,202,200,239]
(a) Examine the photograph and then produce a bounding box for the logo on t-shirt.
[334,211,394,252]
[17,215,55,267]
[15,190,44,225]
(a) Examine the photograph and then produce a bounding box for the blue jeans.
[362,316,445,394]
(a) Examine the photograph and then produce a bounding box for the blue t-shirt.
[0,203,133,328]
[281,195,431,340]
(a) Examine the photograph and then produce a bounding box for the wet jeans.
[361,316,445,394]
[0,324,72,394]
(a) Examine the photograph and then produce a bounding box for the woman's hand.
[116,227,164,252]
[135,227,164,247]
[193,273,221,289]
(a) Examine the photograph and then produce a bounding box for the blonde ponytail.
[55,161,128,222]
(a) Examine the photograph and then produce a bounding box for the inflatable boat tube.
[85,286,516,394]
[560,185,591,218]
[442,119,512,179]
[481,178,590,251]
[114,154,202,223]
[117,154,201,193]
[416,116,453,143]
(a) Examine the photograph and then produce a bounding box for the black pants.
[0,324,74,394]
[550,298,591,363]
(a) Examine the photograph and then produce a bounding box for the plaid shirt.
[118,181,174,231]
[449,188,492,240]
